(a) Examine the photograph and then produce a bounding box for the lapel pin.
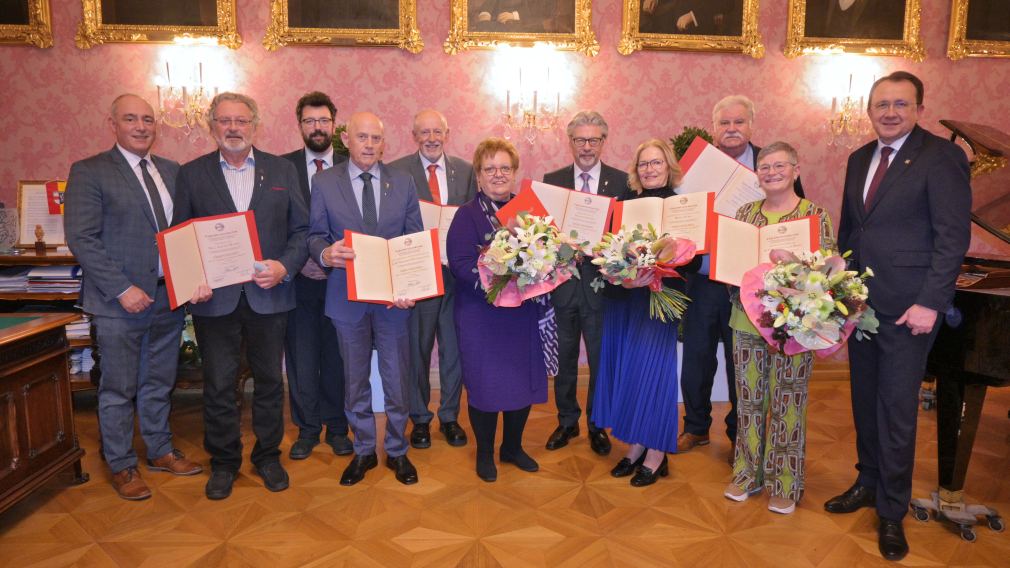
[904,159,911,165]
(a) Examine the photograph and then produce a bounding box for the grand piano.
[911,120,1010,541]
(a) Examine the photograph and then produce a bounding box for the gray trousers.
[408,271,462,424]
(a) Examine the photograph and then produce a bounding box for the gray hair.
[206,92,260,125]
[711,95,756,124]
[756,141,798,165]
[566,110,609,138]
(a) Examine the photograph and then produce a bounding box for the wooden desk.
[0,313,88,515]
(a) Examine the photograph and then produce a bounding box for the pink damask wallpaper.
[0,0,1008,241]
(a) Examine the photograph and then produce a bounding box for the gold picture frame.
[618,0,764,57]
[0,0,53,48]
[784,0,924,61]
[263,0,422,52]
[75,0,242,49]
[948,0,1010,60]
[443,0,599,57]
[16,180,66,248]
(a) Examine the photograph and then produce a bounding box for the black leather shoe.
[500,449,538,472]
[824,483,876,514]
[289,438,318,460]
[630,456,669,487]
[410,423,432,449]
[340,453,378,486]
[878,519,909,561]
[588,429,611,456]
[610,453,646,477]
[545,425,579,450]
[325,433,354,456]
[476,453,497,482]
[386,455,419,485]
[255,462,290,492]
[205,470,235,500]
[439,421,468,447]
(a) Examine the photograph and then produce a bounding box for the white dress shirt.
[305,147,335,187]
[420,153,448,204]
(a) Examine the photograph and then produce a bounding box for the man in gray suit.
[308,111,424,486]
[65,93,202,501]
[174,92,309,500]
[388,109,476,450]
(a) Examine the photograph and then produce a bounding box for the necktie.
[579,172,592,193]
[864,146,893,212]
[139,159,169,231]
[427,164,442,205]
[313,159,325,175]
[360,172,378,234]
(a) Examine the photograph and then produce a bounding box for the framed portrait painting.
[263,0,423,52]
[948,0,1010,59]
[618,0,764,57]
[0,0,52,48]
[75,0,241,48]
[443,0,599,56]
[784,0,925,60]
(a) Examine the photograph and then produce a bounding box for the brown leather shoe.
[111,466,152,501]
[147,449,203,476]
[676,432,710,452]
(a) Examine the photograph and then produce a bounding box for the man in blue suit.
[307,112,424,486]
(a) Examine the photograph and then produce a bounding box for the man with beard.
[280,92,351,461]
[174,92,308,500]
[389,110,476,450]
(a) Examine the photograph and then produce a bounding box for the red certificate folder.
[157,211,262,310]
[494,187,549,226]
[709,215,821,287]
[345,228,445,305]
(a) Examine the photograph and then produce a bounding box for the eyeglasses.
[636,159,665,171]
[572,137,604,147]
[757,161,796,174]
[481,165,514,177]
[871,100,913,113]
[301,117,333,127]
[214,117,254,127]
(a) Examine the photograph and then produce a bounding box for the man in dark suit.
[542,111,628,456]
[174,92,309,500]
[280,91,352,461]
[65,94,202,501]
[388,110,476,450]
[825,72,971,561]
[307,112,424,486]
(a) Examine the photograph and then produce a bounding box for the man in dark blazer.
[388,109,476,450]
[280,91,352,461]
[65,94,202,501]
[308,112,424,487]
[678,95,805,460]
[542,111,628,456]
[174,92,309,500]
[825,71,971,561]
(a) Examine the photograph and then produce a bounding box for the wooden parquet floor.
[0,376,1007,567]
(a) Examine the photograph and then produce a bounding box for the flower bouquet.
[590,224,696,322]
[477,212,581,307]
[740,250,880,356]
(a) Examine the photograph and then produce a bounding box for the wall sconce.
[155,36,231,145]
[829,74,871,148]
[493,45,575,145]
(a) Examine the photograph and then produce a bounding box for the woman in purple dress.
[446,138,547,482]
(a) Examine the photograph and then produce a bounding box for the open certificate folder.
[417,200,459,265]
[495,180,614,245]
[611,191,714,253]
[157,211,262,310]
[677,137,765,216]
[710,215,820,287]
[345,229,444,304]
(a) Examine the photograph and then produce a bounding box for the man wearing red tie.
[280,92,351,461]
[388,110,477,450]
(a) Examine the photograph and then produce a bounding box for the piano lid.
[941,120,1010,247]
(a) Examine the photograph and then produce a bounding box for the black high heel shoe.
[611,452,646,477]
[630,455,668,487]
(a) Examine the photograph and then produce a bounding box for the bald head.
[342,112,385,171]
[108,94,157,158]
[412,109,449,162]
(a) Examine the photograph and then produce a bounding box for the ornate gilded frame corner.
[263,0,423,53]
[75,0,242,49]
[0,0,53,48]
[784,0,924,61]
[947,0,1010,60]
[443,0,599,57]
[618,0,764,58]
